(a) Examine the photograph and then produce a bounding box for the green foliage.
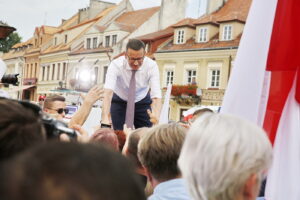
[0,32,22,53]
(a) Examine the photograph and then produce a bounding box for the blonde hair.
[138,123,187,181]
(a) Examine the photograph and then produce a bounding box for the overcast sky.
[0,0,205,42]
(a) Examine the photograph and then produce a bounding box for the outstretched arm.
[69,86,103,128]
[101,88,114,125]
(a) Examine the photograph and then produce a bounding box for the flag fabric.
[221,0,300,199]
[159,83,172,124]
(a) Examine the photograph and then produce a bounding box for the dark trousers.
[110,93,152,130]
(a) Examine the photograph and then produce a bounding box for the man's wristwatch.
[100,123,112,128]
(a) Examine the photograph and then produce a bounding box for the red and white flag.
[221,0,300,199]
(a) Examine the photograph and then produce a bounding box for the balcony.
[23,78,37,85]
[170,84,201,106]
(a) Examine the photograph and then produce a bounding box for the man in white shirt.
[101,39,161,130]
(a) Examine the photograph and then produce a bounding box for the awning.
[9,85,35,92]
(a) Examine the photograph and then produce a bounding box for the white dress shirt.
[104,56,161,102]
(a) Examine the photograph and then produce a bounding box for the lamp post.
[0,21,16,39]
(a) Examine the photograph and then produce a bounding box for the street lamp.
[0,21,16,39]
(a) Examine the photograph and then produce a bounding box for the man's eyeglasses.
[127,55,144,62]
[52,108,69,114]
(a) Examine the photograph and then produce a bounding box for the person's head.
[138,123,187,186]
[178,113,273,200]
[125,39,145,70]
[189,108,213,124]
[43,95,67,119]
[90,128,119,151]
[1,142,146,200]
[124,127,148,170]
[114,130,126,151]
[0,98,46,162]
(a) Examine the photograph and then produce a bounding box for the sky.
[0,0,205,42]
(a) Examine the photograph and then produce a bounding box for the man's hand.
[82,85,104,105]
[147,109,158,125]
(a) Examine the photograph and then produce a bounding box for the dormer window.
[105,36,110,47]
[112,35,117,46]
[223,25,232,40]
[177,30,184,44]
[93,37,97,49]
[199,28,207,42]
[87,38,91,49]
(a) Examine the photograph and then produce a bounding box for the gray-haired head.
[178,113,272,200]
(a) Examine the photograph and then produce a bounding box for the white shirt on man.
[104,56,161,102]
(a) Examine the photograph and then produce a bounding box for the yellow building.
[153,0,252,121]
[1,39,33,99]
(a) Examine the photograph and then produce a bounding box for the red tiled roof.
[69,45,112,55]
[136,27,174,41]
[95,25,106,32]
[114,7,160,32]
[158,33,242,52]
[194,0,252,25]
[172,18,197,28]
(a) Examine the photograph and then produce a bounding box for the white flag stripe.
[265,77,300,200]
[159,83,172,124]
[221,0,277,125]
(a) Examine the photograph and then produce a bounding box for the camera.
[42,114,77,140]
[1,74,19,86]
[2,98,78,140]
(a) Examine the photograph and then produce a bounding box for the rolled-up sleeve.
[104,61,118,91]
[149,63,162,99]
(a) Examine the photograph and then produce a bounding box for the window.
[223,25,232,40]
[35,63,37,77]
[199,28,207,42]
[186,69,197,84]
[94,67,98,84]
[30,64,33,78]
[93,37,97,49]
[62,63,66,80]
[57,63,61,80]
[47,66,50,81]
[42,66,45,81]
[209,69,220,88]
[165,70,174,86]
[177,30,184,44]
[105,36,110,47]
[87,38,91,49]
[52,64,56,80]
[103,66,108,83]
[54,37,57,45]
[112,35,117,45]
[40,38,42,45]
[64,35,68,43]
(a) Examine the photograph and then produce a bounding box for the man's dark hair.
[43,95,65,109]
[0,98,46,162]
[126,39,145,51]
[0,142,146,200]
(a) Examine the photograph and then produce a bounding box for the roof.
[113,6,160,32]
[158,33,241,52]
[136,27,174,42]
[2,38,33,60]
[69,45,112,55]
[41,7,115,55]
[194,0,252,25]
[172,18,197,28]
[12,38,34,48]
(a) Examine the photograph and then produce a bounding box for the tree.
[0,32,22,53]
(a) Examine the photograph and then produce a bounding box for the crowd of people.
[0,39,273,200]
